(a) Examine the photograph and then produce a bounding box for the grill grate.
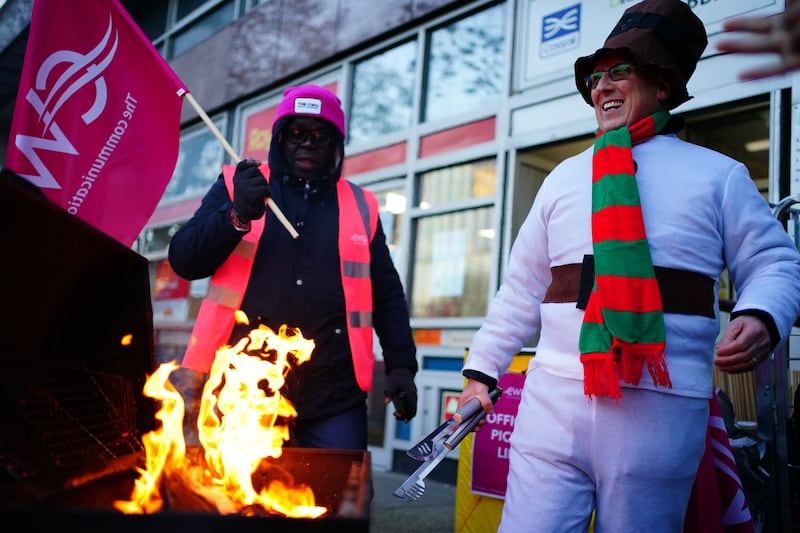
[0,360,142,478]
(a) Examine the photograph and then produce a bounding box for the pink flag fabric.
[6,0,186,246]
[683,393,756,533]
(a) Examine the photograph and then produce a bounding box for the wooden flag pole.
[183,92,299,239]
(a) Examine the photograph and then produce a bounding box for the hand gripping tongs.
[392,387,503,501]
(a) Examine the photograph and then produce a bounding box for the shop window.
[171,1,236,57]
[411,207,494,318]
[122,0,236,58]
[176,0,211,19]
[139,222,183,257]
[410,159,497,318]
[124,1,169,41]
[160,120,226,205]
[349,40,418,144]
[372,185,408,267]
[418,158,496,206]
[423,2,506,122]
[681,97,771,200]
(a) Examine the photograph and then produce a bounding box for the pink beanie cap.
[272,84,346,140]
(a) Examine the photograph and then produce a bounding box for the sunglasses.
[584,63,635,90]
[284,125,334,147]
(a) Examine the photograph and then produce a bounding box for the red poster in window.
[241,106,277,162]
[153,259,189,301]
[440,390,461,422]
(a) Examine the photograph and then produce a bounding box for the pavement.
[369,468,457,533]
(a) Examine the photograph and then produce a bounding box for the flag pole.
[184,92,299,239]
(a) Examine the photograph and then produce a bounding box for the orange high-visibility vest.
[181,163,379,391]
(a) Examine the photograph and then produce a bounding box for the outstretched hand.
[716,2,800,80]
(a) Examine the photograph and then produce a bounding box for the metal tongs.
[393,387,503,501]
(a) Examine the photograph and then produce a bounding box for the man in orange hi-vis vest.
[168,84,417,450]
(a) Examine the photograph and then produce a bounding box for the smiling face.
[590,51,670,132]
[279,116,338,180]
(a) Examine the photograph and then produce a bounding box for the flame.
[114,360,185,514]
[115,324,325,519]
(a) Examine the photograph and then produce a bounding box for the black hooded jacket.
[168,118,417,419]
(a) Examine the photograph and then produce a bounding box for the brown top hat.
[574,0,707,110]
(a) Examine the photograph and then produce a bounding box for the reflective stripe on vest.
[181,166,379,392]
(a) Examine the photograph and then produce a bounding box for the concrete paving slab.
[369,468,457,533]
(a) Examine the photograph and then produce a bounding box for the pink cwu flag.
[6,0,186,246]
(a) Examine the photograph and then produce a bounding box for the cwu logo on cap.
[294,97,322,115]
[540,4,581,59]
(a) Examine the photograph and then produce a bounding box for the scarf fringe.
[583,339,672,399]
[611,338,671,388]
[647,351,673,389]
[581,354,622,400]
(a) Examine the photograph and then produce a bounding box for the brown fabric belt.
[544,260,716,318]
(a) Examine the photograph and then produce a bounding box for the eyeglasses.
[284,125,334,147]
[584,63,634,90]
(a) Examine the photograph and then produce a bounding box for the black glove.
[384,368,417,422]
[232,159,271,222]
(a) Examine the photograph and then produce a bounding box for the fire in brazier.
[115,313,325,519]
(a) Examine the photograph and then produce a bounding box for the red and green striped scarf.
[578,110,673,400]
